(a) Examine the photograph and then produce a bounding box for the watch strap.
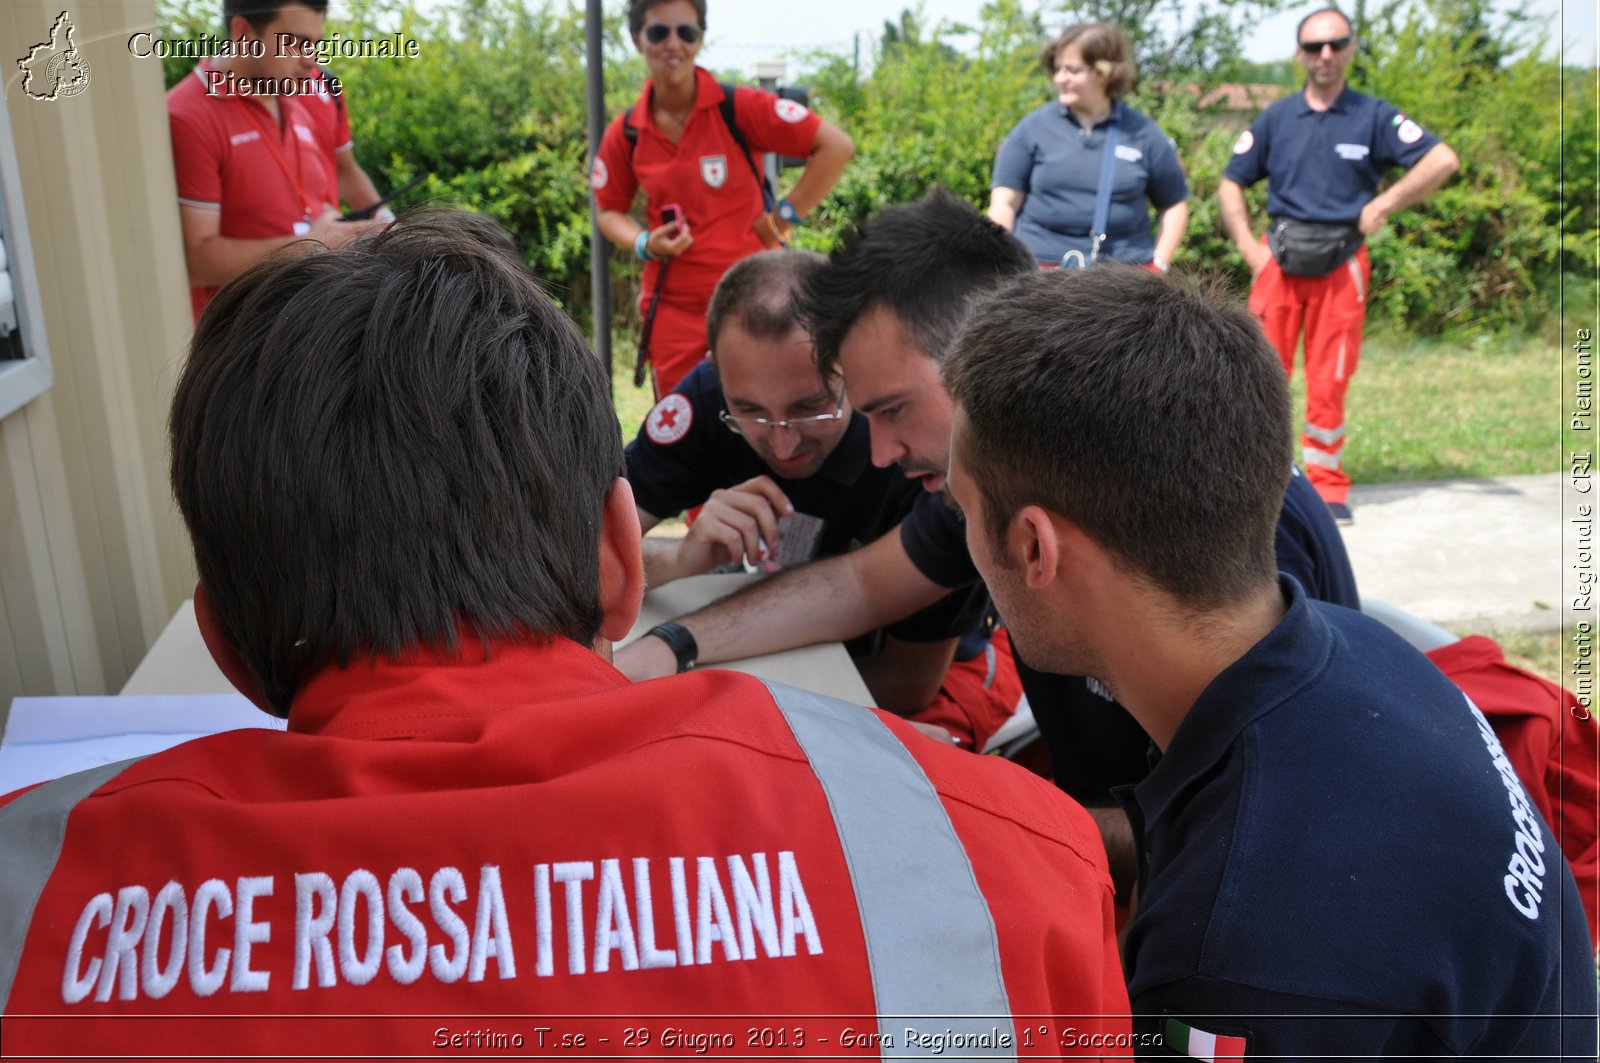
[646,622,698,673]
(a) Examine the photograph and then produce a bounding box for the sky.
[691,0,1597,77]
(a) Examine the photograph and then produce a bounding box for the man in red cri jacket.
[0,210,1130,1056]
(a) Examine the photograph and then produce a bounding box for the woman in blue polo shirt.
[988,23,1189,270]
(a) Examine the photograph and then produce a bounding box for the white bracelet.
[1153,257,1169,272]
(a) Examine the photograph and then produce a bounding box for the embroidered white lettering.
[553,861,595,975]
[140,882,188,1000]
[593,859,640,973]
[778,851,822,956]
[95,885,150,1002]
[293,872,338,989]
[189,878,233,997]
[230,876,273,993]
[62,893,112,1004]
[534,863,554,977]
[468,865,516,982]
[634,857,677,969]
[338,869,385,985]
[695,855,740,964]
[728,853,780,960]
[386,868,428,984]
[428,867,470,983]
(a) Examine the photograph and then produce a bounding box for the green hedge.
[157,0,1594,338]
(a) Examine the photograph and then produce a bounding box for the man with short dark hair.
[168,1,386,319]
[0,211,1131,1051]
[942,264,1595,1058]
[627,250,1019,747]
[1219,5,1459,522]
[616,193,1358,897]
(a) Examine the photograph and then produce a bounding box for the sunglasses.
[1299,36,1351,54]
[644,23,701,45]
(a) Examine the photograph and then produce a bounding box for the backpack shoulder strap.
[623,105,638,155]
[717,82,775,210]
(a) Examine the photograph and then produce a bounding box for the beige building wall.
[0,1,196,704]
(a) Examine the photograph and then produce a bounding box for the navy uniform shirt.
[1119,577,1597,1059]
[1223,86,1440,225]
[626,361,990,649]
[991,101,1189,265]
[902,469,1360,805]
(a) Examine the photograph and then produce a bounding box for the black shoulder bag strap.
[626,83,776,388]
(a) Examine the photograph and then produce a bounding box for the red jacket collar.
[288,634,626,740]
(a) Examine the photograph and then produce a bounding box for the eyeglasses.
[644,23,702,45]
[719,389,847,436]
[1299,36,1352,54]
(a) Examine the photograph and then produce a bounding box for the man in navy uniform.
[617,193,1362,901]
[1218,6,1458,522]
[626,249,1020,750]
[942,263,1595,1058]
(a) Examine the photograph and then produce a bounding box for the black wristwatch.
[646,622,698,673]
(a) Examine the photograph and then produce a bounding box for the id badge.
[293,219,312,236]
[770,512,825,568]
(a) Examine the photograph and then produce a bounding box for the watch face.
[778,201,799,224]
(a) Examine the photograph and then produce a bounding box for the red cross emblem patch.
[645,393,693,445]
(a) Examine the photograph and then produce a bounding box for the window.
[0,97,54,420]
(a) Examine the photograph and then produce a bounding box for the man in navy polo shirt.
[1219,6,1458,522]
[943,264,1595,1059]
[617,196,1365,897]
[626,249,1017,748]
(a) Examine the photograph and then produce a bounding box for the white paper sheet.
[0,694,283,793]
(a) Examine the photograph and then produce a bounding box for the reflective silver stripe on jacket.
[0,758,145,1011]
[762,681,1015,1058]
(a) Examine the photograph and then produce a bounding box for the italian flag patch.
[1163,1018,1248,1060]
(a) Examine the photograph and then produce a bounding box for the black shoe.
[1326,501,1354,526]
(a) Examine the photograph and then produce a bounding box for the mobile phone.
[660,203,684,233]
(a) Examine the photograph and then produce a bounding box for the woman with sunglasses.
[593,0,854,398]
[987,23,1189,272]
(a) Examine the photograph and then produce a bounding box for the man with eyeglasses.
[618,191,1363,909]
[625,250,1022,750]
[1218,5,1458,524]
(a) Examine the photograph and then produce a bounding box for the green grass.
[1297,325,1564,485]
[609,337,656,443]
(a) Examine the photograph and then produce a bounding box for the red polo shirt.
[168,61,337,319]
[302,69,354,201]
[592,67,820,293]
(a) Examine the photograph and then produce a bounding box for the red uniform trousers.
[641,283,712,400]
[1249,242,1371,506]
[908,628,1024,752]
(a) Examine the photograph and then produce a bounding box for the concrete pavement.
[1341,473,1565,634]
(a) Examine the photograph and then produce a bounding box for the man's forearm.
[186,232,310,288]
[1376,142,1460,214]
[642,534,693,587]
[678,553,885,665]
[1216,179,1259,255]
